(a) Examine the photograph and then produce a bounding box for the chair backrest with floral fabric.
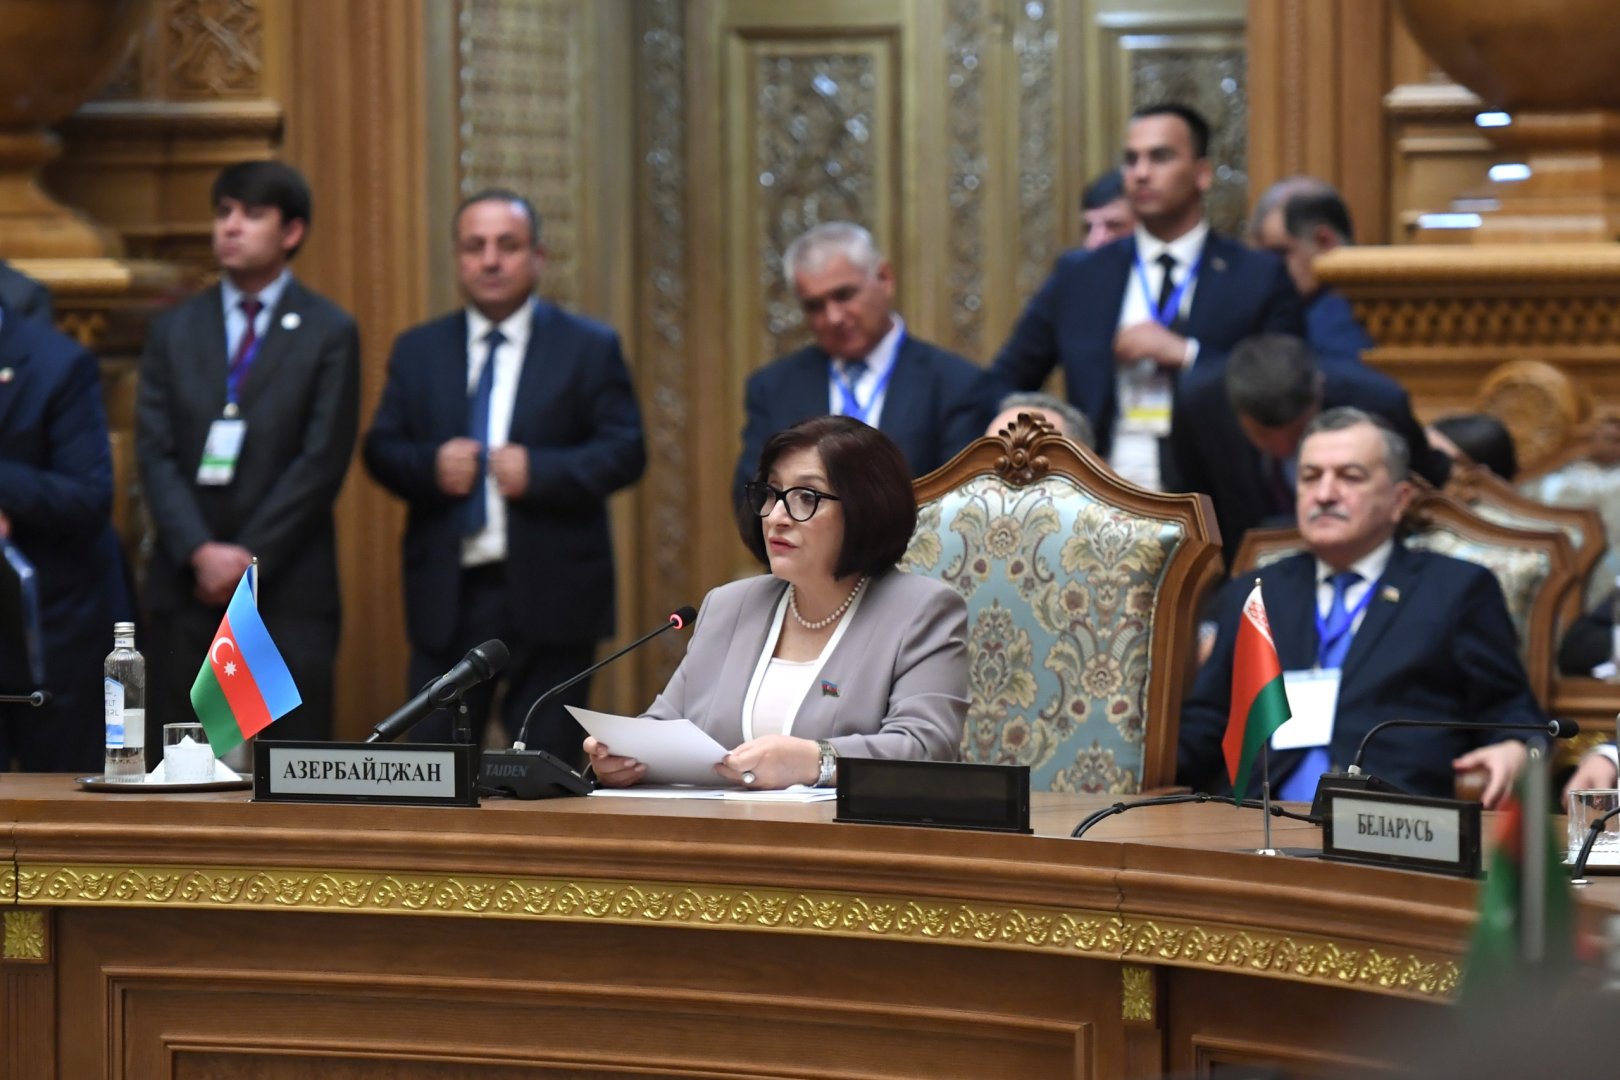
[1229,487,1577,708]
[899,414,1222,793]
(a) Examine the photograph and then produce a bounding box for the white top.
[1110,221,1209,491]
[750,658,822,738]
[740,583,869,741]
[1312,539,1395,651]
[461,300,535,567]
[826,315,905,429]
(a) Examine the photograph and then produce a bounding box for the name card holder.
[836,758,1031,834]
[253,740,479,807]
[1320,787,1480,878]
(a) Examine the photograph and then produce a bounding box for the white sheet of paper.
[1271,669,1340,751]
[568,706,731,786]
[588,785,835,803]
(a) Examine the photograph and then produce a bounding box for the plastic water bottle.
[1610,576,1620,673]
[103,621,146,781]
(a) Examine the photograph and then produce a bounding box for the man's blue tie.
[463,327,505,536]
[1277,570,1361,801]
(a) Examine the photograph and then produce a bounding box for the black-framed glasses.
[744,481,840,522]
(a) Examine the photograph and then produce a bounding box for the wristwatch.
[815,739,839,787]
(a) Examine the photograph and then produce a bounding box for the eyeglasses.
[744,481,841,522]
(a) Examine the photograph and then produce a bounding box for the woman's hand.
[583,736,645,788]
[716,734,820,789]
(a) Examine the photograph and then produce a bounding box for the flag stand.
[1255,745,1279,856]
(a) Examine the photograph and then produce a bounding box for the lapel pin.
[1212,256,1228,272]
[1380,585,1401,603]
[820,680,841,698]
[0,367,12,383]
[281,312,301,330]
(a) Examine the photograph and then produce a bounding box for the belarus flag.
[1222,582,1292,801]
[189,570,302,754]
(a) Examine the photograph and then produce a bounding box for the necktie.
[1265,455,1295,517]
[228,296,263,392]
[463,327,505,536]
[1155,252,1178,321]
[1277,570,1363,802]
[837,359,868,419]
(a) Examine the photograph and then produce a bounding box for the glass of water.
[1568,788,1620,868]
[163,722,215,784]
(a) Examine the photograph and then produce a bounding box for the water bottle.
[103,621,146,781]
[1610,576,1620,673]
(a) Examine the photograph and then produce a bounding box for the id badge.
[1119,361,1172,436]
[197,417,247,486]
[1272,668,1340,750]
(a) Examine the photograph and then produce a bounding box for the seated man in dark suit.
[991,103,1302,491]
[1251,177,1373,361]
[735,221,992,500]
[0,305,121,771]
[1169,333,1449,563]
[1179,408,1538,807]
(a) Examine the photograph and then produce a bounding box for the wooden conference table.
[2,775,1615,1079]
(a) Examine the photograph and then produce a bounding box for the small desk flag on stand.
[1223,581,1292,801]
[189,569,301,754]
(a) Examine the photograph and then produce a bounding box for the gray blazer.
[643,571,968,761]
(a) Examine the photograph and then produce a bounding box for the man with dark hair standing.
[137,160,361,747]
[1179,408,1536,806]
[365,190,645,765]
[1251,176,1373,360]
[0,300,119,771]
[1080,171,1135,251]
[1169,333,1448,562]
[992,103,1302,491]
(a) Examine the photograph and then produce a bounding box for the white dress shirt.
[826,315,905,429]
[221,270,292,366]
[462,300,535,568]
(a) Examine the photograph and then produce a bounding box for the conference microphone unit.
[1308,716,1580,819]
[364,639,510,744]
[0,690,50,707]
[481,605,697,800]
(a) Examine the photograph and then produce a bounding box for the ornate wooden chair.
[1229,487,1578,708]
[899,413,1222,793]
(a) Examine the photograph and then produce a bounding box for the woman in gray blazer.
[586,416,969,789]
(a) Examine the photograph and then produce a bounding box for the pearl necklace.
[789,576,867,631]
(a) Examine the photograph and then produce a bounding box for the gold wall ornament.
[1121,964,1154,1022]
[2,911,47,962]
[11,861,1459,999]
[166,0,263,98]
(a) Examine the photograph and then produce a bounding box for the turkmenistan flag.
[190,570,301,754]
[1458,781,1576,1003]
[1222,582,1292,801]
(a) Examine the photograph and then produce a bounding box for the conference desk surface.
[2,776,1615,1079]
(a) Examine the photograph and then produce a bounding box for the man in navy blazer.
[0,307,120,771]
[1251,178,1374,361]
[734,221,992,499]
[1179,408,1538,806]
[0,261,53,328]
[365,189,645,764]
[991,104,1303,490]
[1169,334,1449,563]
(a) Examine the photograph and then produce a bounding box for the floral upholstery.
[1405,528,1550,655]
[900,473,1187,794]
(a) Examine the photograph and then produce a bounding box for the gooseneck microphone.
[481,605,696,800]
[1071,792,1321,839]
[0,691,50,707]
[365,639,510,744]
[1346,717,1579,776]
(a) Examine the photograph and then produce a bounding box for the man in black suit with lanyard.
[735,221,993,500]
[137,161,361,747]
[365,190,645,765]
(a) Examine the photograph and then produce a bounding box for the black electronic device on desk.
[836,758,1031,834]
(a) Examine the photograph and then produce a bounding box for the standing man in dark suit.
[0,308,120,771]
[137,160,361,747]
[735,221,992,498]
[991,103,1303,491]
[365,190,645,764]
[1251,177,1374,361]
[0,262,54,328]
[1169,334,1449,563]
[1178,408,1537,806]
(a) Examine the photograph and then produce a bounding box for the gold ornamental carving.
[1121,964,1154,1021]
[13,862,1461,1000]
[166,0,263,97]
[2,911,47,962]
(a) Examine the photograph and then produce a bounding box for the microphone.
[364,639,510,744]
[481,605,697,799]
[1070,792,1321,839]
[0,691,50,707]
[1307,717,1579,818]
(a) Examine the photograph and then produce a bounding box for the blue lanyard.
[225,335,264,408]
[1314,576,1378,664]
[834,332,902,424]
[1132,247,1202,327]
